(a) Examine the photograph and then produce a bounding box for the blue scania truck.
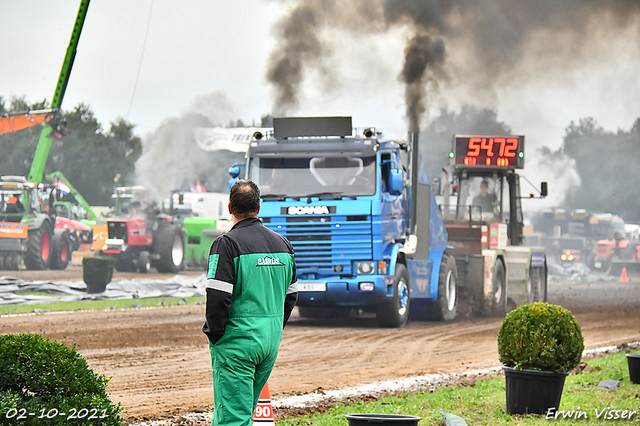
[233,116,456,327]
[230,117,547,327]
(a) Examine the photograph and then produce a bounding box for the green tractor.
[170,191,232,270]
[0,176,72,270]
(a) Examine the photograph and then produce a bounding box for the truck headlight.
[357,261,375,275]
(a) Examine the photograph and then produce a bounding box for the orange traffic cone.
[252,382,275,426]
[621,266,628,283]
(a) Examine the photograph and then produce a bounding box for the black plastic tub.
[503,366,569,415]
[627,353,640,384]
[345,414,421,426]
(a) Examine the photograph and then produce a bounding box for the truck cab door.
[380,151,405,239]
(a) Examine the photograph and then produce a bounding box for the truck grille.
[108,221,128,243]
[265,215,372,274]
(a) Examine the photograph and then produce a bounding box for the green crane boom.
[28,0,91,183]
[45,170,97,220]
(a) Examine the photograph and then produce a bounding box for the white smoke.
[134,91,244,199]
[520,146,581,216]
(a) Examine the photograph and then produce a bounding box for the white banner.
[194,127,271,152]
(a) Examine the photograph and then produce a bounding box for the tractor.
[99,186,185,273]
[0,176,73,270]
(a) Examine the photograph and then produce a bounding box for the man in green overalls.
[203,179,298,426]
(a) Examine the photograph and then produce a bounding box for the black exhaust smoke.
[266,3,325,116]
[401,35,446,133]
[266,0,640,133]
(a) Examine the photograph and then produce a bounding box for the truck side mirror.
[388,169,403,196]
[541,182,548,198]
[228,163,244,191]
[228,165,240,179]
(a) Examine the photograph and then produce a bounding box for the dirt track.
[1,271,639,422]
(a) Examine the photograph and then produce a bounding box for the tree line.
[1,95,141,206]
[562,117,640,222]
[3,95,638,221]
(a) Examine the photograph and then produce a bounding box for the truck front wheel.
[376,263,410,328]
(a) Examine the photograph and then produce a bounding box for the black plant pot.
[503,366,569,415]
[345,414,421,426]
[627,353,640,384]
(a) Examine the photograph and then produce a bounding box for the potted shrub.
[0,333,124,425]
[497,302,584,415]
[82,256,114,293]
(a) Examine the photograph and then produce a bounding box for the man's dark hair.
[229,179,260,217]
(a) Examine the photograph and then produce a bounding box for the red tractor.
[590,214,629,274]
[99,186,185,273]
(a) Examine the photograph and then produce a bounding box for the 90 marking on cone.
[253,382,275,426]
[254,404,272,419]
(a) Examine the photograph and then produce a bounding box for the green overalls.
[203,217,298,426]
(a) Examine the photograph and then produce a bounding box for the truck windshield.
[249,155,376,198]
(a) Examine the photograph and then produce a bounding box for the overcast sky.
[2,0,640,148]
[1,1,289,134]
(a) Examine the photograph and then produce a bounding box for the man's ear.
[228,202,232,215]
[257,204,260,215]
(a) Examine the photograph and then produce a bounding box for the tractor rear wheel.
[24,220,52,270]
[50,232,71,270]
[155,225,184,273]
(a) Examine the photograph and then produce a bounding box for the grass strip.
[0,296,205,315]
[279,351,640,426]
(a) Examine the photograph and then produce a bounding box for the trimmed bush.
[82,256,113,293]
[0,333,123,426]
[497,302,584,372]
